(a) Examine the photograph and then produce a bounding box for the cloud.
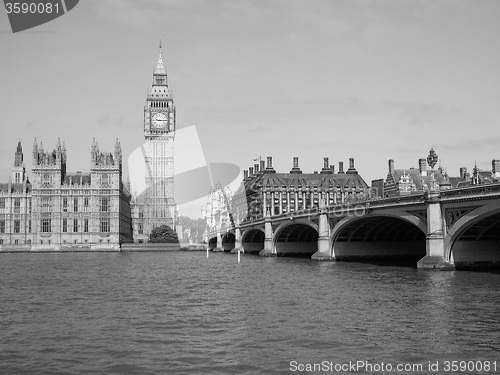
[443,137,500,153]
[381,101,465,127]
[92,0,213,29]
[96,114,128,128]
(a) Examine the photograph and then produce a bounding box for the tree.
[149,225,179,243]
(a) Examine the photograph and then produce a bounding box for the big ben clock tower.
[141,42,176,235]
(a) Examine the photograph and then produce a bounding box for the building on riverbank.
[229,156,370,225]
[0,140,133,250]
[0,45,180,250]
[382,148,500,197]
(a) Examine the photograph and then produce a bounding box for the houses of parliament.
[0,46,176,250]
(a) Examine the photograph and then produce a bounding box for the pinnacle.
[154,47,166,75]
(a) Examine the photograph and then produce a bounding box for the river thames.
[0,252,498,374]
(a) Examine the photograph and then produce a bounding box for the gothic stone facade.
[0,139,132,250]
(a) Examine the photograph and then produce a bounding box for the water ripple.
[1,252,499,374]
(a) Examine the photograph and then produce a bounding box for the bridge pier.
[213,230,224,252]
[417,191,455,270]
[230,226,242,254]
[312,200,334,261]
[259,211,276,257]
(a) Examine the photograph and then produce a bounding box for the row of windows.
[0,220,31,233]
[41,219,110,233]
[62,218,90,233]
[150,101,170,108]
[38,197,110,212]
[0,198,32,210]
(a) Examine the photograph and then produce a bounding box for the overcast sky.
[1,0,500,217]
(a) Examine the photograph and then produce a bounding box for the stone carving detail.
[445,207,477,228]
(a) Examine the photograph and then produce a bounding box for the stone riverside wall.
[120,243,181,251]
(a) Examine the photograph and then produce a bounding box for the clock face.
[152,112,167,128]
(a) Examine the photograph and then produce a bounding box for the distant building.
[455,159,500,188]
[202,184,234,234]
[230,156,370,224]
[382,149,499,197]
[0,139,132,250]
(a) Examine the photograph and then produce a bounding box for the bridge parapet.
[439,183,500,201]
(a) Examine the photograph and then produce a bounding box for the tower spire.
[154,40,166,75]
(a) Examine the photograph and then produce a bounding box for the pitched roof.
[388,169,450,190]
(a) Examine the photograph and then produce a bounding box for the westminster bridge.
[206,183,500,270]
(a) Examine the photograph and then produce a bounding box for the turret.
[62,140,67,164]
[32,138,38,165]
[91,137,98,166]
[56,137,63,164]
[12,141,26,184]
[14,141,23,167]
[114,138,122,164]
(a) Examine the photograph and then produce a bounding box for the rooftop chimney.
[260,160,265,173]
[290,156,302,174]
[338,161,344,174]
[249,167,254,176]
[388,159,395,175]
[264,156,276,173]
[419,158,427,176]
[459,167,467,179]
[321,157,332,174]
[244,170,249,179]
[346,157,358,174]
[254,163,259,173]
[493,159,500,178]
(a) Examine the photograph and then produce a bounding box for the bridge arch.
[221,232,235,252]
[331,213,426,265]
[208,236,217,250]
[447,204,500,269]
[241,228,265,254]
[273,220,319,257]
